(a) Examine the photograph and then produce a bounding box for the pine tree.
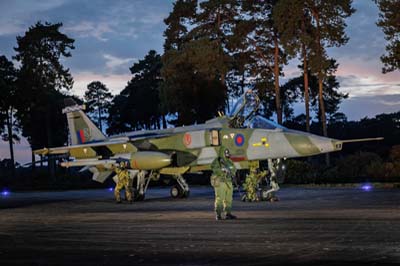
[108,50,164,132]
[84,81,112,132]
[375,0,400,73]
[273,0,314,131]
[242,0,287,124]
[163,0,197,51]
[162,0,229,125]
[0,55,19,178]
[306,0,355,141]
[13,21,74,173]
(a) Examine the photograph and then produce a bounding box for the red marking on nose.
[230,156,246,162]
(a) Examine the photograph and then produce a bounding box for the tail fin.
[63,98,107,145]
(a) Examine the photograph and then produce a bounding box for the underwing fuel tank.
[130,151,171,170]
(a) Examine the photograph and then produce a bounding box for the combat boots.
[225,213,237,220]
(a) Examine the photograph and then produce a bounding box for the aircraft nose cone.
[308,135,337,154]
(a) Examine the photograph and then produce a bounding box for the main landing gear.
[127,170,160,202]
[170,174,190,199]
[117,171,190,201]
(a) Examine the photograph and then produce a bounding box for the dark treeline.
[0,0,399,187]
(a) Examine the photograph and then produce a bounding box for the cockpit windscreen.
[248,116,287,130]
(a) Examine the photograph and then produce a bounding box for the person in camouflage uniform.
[210,146,237,220]
[114,161,133,203]
[243,167,267,202]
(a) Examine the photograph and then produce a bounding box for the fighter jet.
[34,90,383,201]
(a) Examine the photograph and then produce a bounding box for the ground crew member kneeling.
[210,146,237,220]
[114,161,133,203]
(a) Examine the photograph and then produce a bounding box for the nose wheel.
[261,158,281,202]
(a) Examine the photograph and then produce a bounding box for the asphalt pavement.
[0,186,400,265]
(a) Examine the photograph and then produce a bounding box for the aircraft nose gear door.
[170,174,190,198]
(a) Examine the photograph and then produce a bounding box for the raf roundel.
[183,133,192,147]
[235,133,245,147]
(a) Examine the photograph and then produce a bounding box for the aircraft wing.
[34,137,137,159]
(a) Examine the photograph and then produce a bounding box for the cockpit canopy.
[229,90,260,119]
[248,115,287,130]
[229,90,287,130]
[229,90,259,128]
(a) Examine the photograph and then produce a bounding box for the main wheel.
[132,188,145,201]
[182,190,190,198]
[260,188,272,201]
[170,185,182,198]
[135,193,145,201]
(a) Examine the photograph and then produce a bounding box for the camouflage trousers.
[244,174,258,202]
[213,181,233,216]
[114,177,132,202]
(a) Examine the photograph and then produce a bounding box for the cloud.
[339,94,400,120]
[0,0,66,36]
[0,138,33,164]
[0,21,25,36]
[103,54,137,72]
[337,73,399,97]
[71,71,131,96]
[64,21,114,42]
[291,94,400,121]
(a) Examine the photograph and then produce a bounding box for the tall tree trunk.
[318,77,328,137]
[302,46,310,132]
[97,91,102,132]
[156,118,160,130]
[6,108,15,179]
[318,75,330,166]
[216,7,229,114]
[315,8,329,165]
[273,34,282,125]
[98,106,102,132]
[301,16,311,133]
[46,104,56,179]
[162,115,167,129]
[31,150,36,174]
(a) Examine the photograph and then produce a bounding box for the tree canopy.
[375,0,400,73]
[13,21,75,150]
[84,81,112,132]
[107,50,164,133]
[0,55,19,176]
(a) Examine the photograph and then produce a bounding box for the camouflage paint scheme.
[34,91,382,188]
